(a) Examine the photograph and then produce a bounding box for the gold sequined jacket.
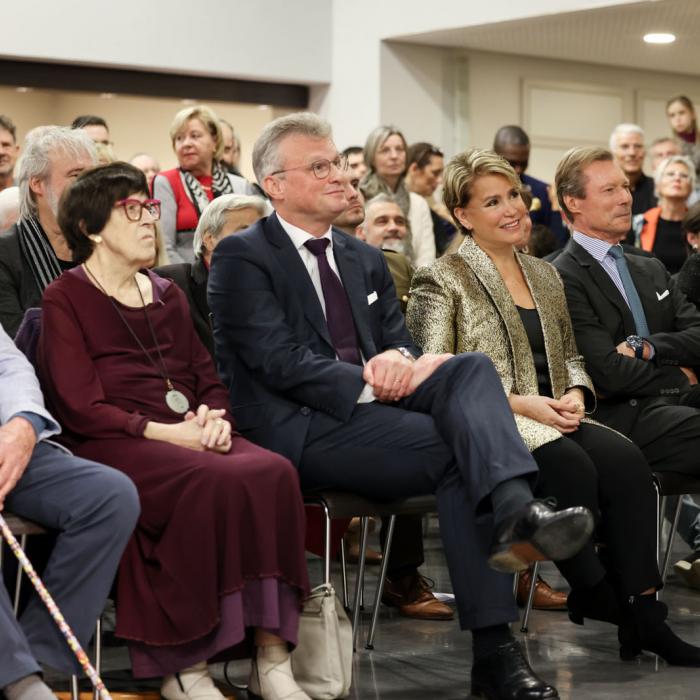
[406,235,596,452]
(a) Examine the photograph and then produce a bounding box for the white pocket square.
[367,291,378,305]
[656,290,670,301]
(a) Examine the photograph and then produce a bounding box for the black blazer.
[207,213,419,464]
[154,259,213,358]
[553,238,700,436]
[0,225,43,337]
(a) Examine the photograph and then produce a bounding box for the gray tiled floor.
[46,517,700,699]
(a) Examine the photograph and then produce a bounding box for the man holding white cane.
[0,323,138,700]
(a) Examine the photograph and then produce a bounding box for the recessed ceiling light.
[643,32,676,44]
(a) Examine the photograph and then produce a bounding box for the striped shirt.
[572,231,630,307]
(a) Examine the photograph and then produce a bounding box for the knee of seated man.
[91,465,140,530]
[444,351,498,378]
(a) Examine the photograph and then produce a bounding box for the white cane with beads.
[0,513,112,700]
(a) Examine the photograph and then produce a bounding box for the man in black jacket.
[0,126,95,336]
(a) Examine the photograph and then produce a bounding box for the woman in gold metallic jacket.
[406,148,700,667]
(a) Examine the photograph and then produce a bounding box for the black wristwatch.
[625,335,645,359]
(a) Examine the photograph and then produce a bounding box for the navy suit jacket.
[207,212,419,465]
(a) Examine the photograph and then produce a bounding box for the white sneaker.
[247,645,310,700]
[161,661,227,700]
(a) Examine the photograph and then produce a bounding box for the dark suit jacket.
[154,259,213,358]
[553,238,700,436]
[0,225,42,337]
[207,213,419,465]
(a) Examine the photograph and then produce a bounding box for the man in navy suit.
[209,113,592,699]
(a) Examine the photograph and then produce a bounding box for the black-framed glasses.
[115,198,161,222]
[271,153,348,180]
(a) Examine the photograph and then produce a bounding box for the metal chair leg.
[322,502,332,585]
[661,495,683,584]
[70,675,79,700]
[366,514,395,650]
[512,572,519,598]
[13,534,27,615]
[92,616,102,700]
[520,562,539,633]
[339,536,349,608]
[351,517,370,650]
[654,480,661,601]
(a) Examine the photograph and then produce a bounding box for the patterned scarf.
[16,215,63,292]
[179,162,234,217]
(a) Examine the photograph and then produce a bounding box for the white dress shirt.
[277,214,375,402]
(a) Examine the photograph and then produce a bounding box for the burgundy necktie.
[304,238,362,365]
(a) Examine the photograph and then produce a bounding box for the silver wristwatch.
[396,347,416,362]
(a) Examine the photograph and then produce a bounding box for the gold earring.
[90,234,103,243]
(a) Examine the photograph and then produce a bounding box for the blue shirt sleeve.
[11,411,49,439]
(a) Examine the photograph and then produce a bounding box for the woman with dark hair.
[406,147,700,668]
[37,162,311,700]
[359,126,436,267]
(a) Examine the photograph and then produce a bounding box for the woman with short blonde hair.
[153,104,260,264]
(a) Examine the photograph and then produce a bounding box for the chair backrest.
[14,307,42,369]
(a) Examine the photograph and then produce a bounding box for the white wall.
[462,50,700,182]
[2,0,332,85]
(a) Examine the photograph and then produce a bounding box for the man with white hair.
[610,123,657,218]
[155,193,266,357]
[0,127,96,336]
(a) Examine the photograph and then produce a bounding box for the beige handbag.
[291,582,353,699]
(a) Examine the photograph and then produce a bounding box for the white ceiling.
[392,0,700,77]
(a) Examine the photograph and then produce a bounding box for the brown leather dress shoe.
[516,568,568,611]
[382,573,454,620]
[342,530,383,565]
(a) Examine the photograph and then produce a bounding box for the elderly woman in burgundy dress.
[37,162,310,700]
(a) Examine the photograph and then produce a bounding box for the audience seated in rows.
[407,146,700,667]
[36,162,311,700]
[208,111,595,700]
[153,105,260,264]
[359,125,436,268]
[0,115,20,193]
[0,321,138,700]
[0,126,96,337]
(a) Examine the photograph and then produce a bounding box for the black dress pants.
[298,353,538,630]
[532,423,661,595]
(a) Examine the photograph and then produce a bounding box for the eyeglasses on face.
[271,153,348,180]
[114,198,162,221]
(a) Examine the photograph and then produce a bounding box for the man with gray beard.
[0,127,96,336]
[357,194,414,313]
